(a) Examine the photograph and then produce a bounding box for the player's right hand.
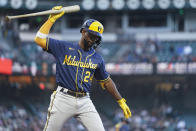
[117,98,132,119]
[49,6,65,23]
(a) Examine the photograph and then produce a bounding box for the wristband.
[36,31,48,39]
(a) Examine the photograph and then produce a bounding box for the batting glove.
[117,98,132,119]
[49,6,65,23]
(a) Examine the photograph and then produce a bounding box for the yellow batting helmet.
[80,19,104,38]
[80,19,104,49]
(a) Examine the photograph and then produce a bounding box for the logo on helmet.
[98,26,102,32]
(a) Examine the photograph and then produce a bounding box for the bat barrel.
[61,5,80,13]
[5,5,80,20]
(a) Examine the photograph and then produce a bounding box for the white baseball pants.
[43,86,105,131]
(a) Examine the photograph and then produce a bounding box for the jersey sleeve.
[45,37,68,57]
[94,57,110,82]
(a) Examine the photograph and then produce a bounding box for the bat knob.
[5,16,10,22]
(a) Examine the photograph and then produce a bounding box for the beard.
[84,38,93,51]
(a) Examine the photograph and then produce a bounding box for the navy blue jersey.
[46,38,109,92]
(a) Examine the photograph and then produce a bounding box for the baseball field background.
[0,0,196,130]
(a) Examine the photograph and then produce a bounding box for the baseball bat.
[5,5,80,21]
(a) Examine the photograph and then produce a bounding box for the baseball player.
[34,6,131,131]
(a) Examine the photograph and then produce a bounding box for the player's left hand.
[117,98,132,119]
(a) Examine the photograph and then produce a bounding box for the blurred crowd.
[0,101,195,131]
[116,38,196,63]
[1,19,196,76]
[0,103,45,131]
[0,18,56,76]
[113,104,196,131]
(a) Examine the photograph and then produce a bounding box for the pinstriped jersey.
[46,38,109,92]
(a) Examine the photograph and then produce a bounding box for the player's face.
[86,32,99,43]
[82,30,99,50]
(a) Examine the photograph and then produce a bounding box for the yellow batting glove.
[117,98,132,119]
[49,6,65,23]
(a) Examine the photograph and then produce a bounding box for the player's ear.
[81,29,86,35]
